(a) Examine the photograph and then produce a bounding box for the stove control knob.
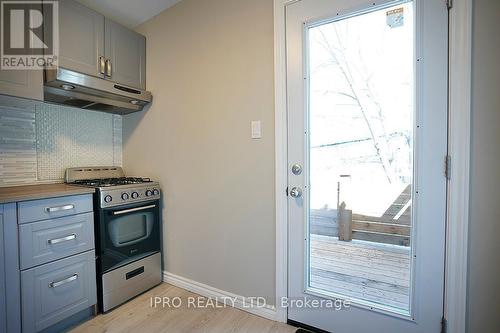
[104,195,112,203]
[121,193,129,200]
[145,190,152,197]
[152,189,160,196]
[131,192,139,199]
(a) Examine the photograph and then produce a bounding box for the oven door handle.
[112,204,156,215]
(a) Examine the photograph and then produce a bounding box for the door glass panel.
[307,1,414,314]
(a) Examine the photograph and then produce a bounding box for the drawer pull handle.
[126,266,145,280]
[45,204,75,213]
[47,233,77,245]
[112,204,156,215]
[49,273,78,288]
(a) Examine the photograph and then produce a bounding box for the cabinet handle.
[99,56,106,75]
[45,204,75,213]
[105,58,112,77]
[49,273,78,288]
[47,233,77,245]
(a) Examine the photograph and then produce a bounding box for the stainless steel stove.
[65,166,162,312]
[65,166,161,208]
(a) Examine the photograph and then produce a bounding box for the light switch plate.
[251,121,262,139]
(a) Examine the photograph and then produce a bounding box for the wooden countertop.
[0,183,95,204]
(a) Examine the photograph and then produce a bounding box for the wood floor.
[70,283,296,333]
[69,237,409,332]
[310,234,410,311]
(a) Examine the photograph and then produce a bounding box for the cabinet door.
[58,0,105,77]
[19,212,94,270]
[0,204,21,333]
[0,0,43,100]
[105,18,146,89]
[21,250,97,333]
[0,69,43,101]
[0,207,5,333]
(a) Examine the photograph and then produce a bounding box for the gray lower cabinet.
[19,212,94,270]
[105,18,146,89]
[18,194,93,224]
[0,194,97,333]
[0,206,5,333]
[21,250,97,333]
[0,203,22,333]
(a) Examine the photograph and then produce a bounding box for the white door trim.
[273,0,472,330]
[273,0,293,323]
[445,1,472,332]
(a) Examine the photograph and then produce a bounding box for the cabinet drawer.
[18,194,93,224]
[21,250,97,333]
[19,213,95,270]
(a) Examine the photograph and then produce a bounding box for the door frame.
[273,0,472,331]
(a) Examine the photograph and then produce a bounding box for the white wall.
[467,0,500,331]
[122,0,276,303]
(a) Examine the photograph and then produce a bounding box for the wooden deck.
[310,234,410,311]
[310,185,412,246]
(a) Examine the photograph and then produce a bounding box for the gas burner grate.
[72,177,152,187]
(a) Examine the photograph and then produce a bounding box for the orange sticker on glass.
[387,7,404,28]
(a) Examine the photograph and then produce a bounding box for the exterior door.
[286,0,448,332]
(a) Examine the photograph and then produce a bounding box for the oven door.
[99,200,160,273]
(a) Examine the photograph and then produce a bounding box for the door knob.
[292,164,302,175]
[289,187,302,198]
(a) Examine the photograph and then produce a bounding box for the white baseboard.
[162,271,278,321]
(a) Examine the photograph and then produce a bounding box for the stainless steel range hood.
[44,68,152,115]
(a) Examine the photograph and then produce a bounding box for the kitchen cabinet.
[0,206,5,333]
[0,203,22,333]
[57,0,146,89]
[0,69,43,101]
[0,0,43,101]
[57,0,105,78]
[19,212,94,270]
[105,19,146,89]
[18,194,96,333]
[0,193,96,333]
[21,251,96,333]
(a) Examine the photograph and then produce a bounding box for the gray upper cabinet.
[1,0,146,100]
[105,19,146,89]
[58,0,146,89]
[0,0,43,101]
[0,69,43,101]
[58,0,105,78]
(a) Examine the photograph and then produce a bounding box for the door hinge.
[441,316,448,333]
[445,155,451,180]
[446,0,453,10]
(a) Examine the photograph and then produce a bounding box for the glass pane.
[109,213,151,246]
[307,2,414,314]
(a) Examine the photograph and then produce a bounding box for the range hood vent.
[44,68,152,115]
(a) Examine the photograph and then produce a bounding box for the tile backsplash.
[0,95,122,187]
